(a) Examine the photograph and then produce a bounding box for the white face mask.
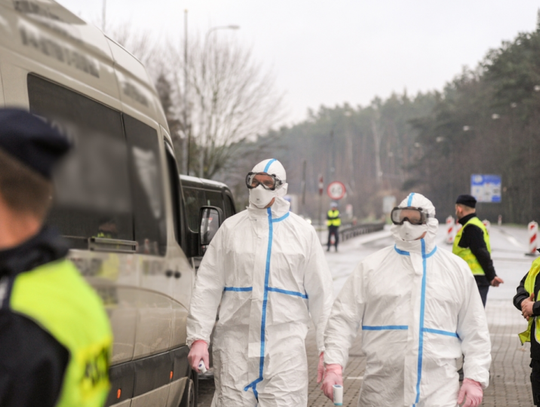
[395,221,428,241]
[249,185,276,209]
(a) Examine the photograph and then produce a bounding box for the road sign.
[470,174,502,203]
[327,181,346,200]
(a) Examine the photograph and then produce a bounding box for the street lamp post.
[205,25,240,42]
[197,24,239,178]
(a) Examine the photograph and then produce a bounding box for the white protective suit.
[324,193,491,407]
[187,159,333,406]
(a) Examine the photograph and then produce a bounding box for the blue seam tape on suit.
[362,325,408,330]
[224,287,253,292]
[394,245,410,256]
[413,238,428,405]
[423,328,459,338]
[244,207,290,397]
[268,287,308,299]
[263,159,276,172]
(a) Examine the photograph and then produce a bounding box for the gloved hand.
[317,352,324,383]
[320,364,343,401]
[457,378,483,407]
[188,340,209,373]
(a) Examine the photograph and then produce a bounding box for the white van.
[0,1,212,406]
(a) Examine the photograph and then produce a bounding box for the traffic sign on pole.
[318,174,324,196]
[327,181,346,200]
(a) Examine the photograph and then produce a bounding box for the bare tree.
[106,24,283,179]
[172,34,284,178]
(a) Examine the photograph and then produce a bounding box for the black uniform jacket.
[0,227,70,407]
[514,262,540,360]
[457,213,497,286]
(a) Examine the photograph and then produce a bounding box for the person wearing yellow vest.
[0,109,112,407]
[513,253,540,405]
[327,202,341,252]
[452,194,504,307]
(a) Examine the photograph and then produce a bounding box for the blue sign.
[470,174,502,203]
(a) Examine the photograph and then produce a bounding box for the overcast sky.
[57,0,539,125]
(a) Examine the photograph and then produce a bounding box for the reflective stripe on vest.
[327,210,341,227]
[519,257,540,344]
[10,259,112,407]
[452,217,491,276]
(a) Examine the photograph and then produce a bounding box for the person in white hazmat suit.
[321,193,491,407]
[186,158,333,406]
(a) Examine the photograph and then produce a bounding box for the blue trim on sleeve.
[268,287,308,299]
[407,193,415,206]
[263,159,276,172]
[423,328,459,338]
[272,212,289,223]
[425,246,437,258]
[224,287,253,292]
[394,245,410,256]
[362,325,408,331]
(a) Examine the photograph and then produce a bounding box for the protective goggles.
[390,207,430,225]
[245,172,283,190]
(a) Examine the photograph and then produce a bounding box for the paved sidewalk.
[198,299,534,406]
[305,299,533,406]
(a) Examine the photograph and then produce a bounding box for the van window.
[28,74,133,245]
[165,145,182,246]
[183,187,206,232]
[123,115,166,256]
[206,191,224,211]
[224,195,236,218]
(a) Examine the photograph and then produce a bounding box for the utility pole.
[102,0,106,31]
[301,160,306,212]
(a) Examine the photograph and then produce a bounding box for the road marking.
[505,235,522,247]
[346,376,363,380]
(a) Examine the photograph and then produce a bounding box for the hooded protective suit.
[324,193,491,406]
[187,159,333,406]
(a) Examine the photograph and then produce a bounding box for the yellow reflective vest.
[452,217,491,276]
[10,259,112,407]
[518,257,540,345]
[327,210,341,227]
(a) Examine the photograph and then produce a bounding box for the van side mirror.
[199,206,223,254]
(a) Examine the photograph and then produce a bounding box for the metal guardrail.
[338,222,385,243]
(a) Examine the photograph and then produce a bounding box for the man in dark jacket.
[452,194,504,306]
[514,253,540,405]
[0,108,112,407]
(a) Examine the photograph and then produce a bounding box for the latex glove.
[321,364,343,401]
[188,340,209,373]
[317,352,324,383]
[457,378,483,407]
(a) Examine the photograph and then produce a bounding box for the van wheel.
[179,373,197,407]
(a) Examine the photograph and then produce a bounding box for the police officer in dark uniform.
[452,194,504,306]
[0,108,112,407]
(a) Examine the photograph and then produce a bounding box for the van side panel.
[0,2,196,406]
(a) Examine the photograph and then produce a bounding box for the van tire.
[179,373,197,407]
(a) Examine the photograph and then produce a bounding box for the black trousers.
[531,359,540,405]
[477,284,489,307]
[327,226,339,250]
